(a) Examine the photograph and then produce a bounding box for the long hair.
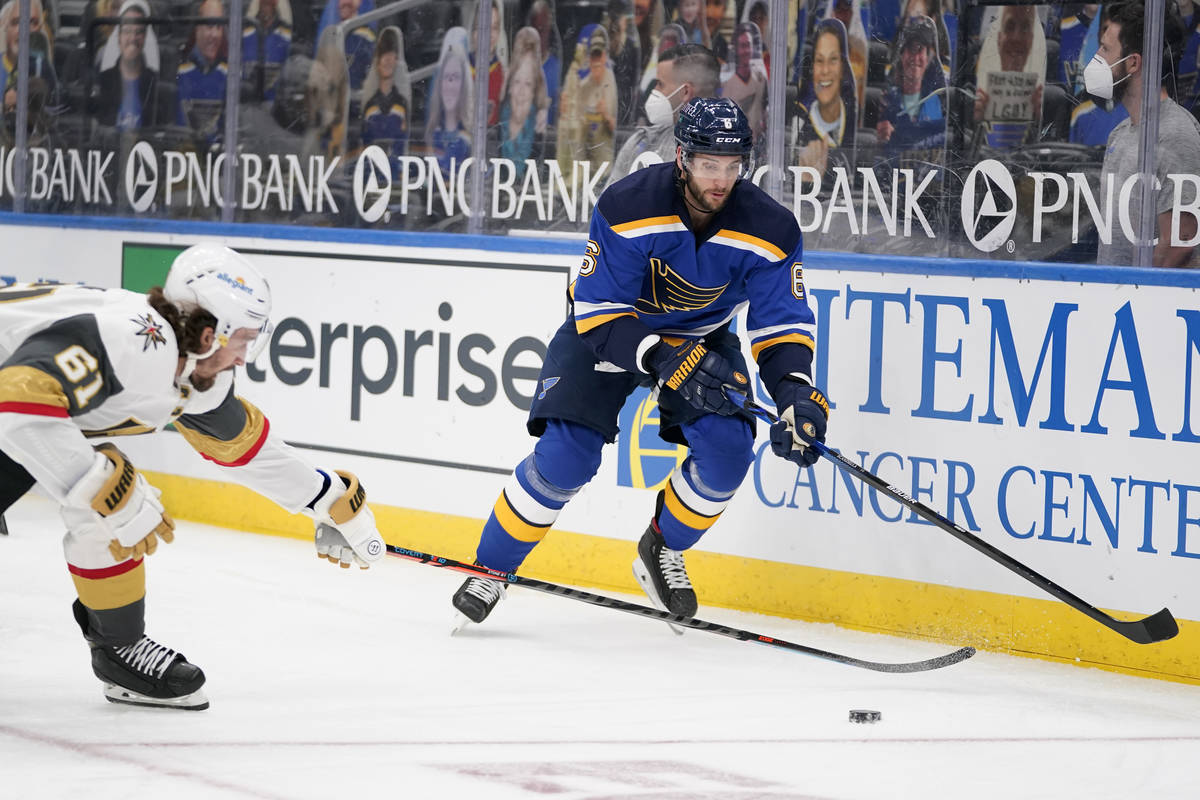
[147,287,214,357]
[671,0,709,48]
[798,18,857,145]
[507,26,548,115]
[1,0,48,55]
[185,0,229,64]
[425,28,474,143]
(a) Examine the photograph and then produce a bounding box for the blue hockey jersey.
[175,49,227,144]
[572,162,815,396]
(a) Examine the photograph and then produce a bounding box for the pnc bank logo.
[353,145,392,223]
[124,141,158,213]
[961,159,1017,253]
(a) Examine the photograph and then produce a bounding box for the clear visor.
[682,151,754,181]
[221,322,273,362]
[247,321,273,361]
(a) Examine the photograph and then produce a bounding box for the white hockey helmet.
[163,244,273,361]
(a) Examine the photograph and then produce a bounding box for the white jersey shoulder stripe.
[709,230,787,262]
[748,321,815,340]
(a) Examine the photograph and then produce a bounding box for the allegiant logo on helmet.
[216,272,255,294]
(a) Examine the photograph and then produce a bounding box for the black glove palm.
[646,339,748,416]
[769,381,829,468]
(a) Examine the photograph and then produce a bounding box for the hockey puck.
[848,709,882,724]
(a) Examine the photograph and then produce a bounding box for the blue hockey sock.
[655,414,752,550]
[475,452,582,572]
[656,456,740,550]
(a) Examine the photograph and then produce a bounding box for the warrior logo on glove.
[94,452,136,515]
[647,339,748,417]
[808,388,829,417]
[770,383,830,469]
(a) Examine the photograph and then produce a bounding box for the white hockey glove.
[63,444,176,562]
[308,470,384,569]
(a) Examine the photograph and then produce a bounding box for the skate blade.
[103,684,209,710]
[631,558,684,636]
[450,611,473,636]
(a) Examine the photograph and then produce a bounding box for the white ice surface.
[2,492,1198,800]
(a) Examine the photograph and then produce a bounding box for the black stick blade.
[1113,607,1179,645]
[807,644,977,674]
[882,645,977,674]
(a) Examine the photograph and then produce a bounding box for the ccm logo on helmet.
[714,136,742,143]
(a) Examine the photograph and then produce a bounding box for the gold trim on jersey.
[611,215,687,237]
[575,310,636,334]
[70,561,146,610]
[635,257,728,314]
[175,397,267,465]
[82,417,158,438]
[0,284,61,303]
[0,365,70,409]
[710,229,788,261]
[751,332,816,361]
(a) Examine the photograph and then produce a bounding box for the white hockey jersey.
[0,283,322,511]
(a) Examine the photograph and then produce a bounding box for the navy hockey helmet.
[674,97,754,178]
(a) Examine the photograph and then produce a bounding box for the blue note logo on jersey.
[538,377,560,399]
[635,257,728,314]
[616,386,687,490]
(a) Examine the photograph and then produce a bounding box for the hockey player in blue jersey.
[452,97,831,625]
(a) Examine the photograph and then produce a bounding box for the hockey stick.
[0,513,7,535]
[385,544,975,673]
[725,389,1179,645]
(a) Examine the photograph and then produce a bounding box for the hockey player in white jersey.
[0,244,385,710]
[452,97,831,625]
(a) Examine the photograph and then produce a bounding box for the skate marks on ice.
[4,496,1200,799]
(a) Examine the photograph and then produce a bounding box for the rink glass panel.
[0,0,1177,264]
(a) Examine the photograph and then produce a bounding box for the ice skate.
[451,574,507,633]
[633,519,696,635]
[75,598,207,710]
[88,635,209,710]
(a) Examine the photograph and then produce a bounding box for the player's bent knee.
[687,415,755,489]
[533,419,606,490]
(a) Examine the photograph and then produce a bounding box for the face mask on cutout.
[644,83,686,127]
[1083,52,1133,111]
